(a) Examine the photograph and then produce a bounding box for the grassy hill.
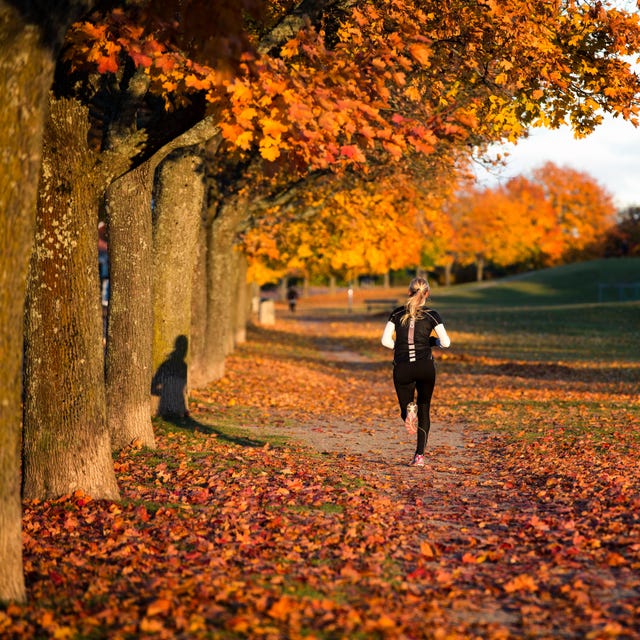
[434,257,640,307]
[432,258,640,363]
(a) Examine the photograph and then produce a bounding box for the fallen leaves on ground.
[3,311,639,639]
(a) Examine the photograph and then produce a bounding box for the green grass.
[433,258,640,362]
[435,257,640,306]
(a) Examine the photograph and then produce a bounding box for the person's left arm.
[427,309,451,348]
[433,323,451,348]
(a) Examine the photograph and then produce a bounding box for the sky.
[474,114,640,210]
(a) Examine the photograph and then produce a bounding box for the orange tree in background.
[530,162,617,262]
[241,164,460,285]
[235,0,640,284]
[449,162,617,279]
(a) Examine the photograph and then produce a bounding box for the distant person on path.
[98,221,109,308]
[98,221,109,342]
[381,277,451,467]
[286,286,299,312]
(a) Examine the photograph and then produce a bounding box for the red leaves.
[8,307,640,637]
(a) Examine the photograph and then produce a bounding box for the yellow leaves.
[404,85,422,102]
[238,107,259,127]
[260,117,288,137]
[297,243,313,259]
[503,574,538,593]
[280,38,299,59]
[220,123,254,150]
[184,74,211,91]
[259,136,282,161]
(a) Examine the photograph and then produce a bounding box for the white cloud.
[475,115,640,209]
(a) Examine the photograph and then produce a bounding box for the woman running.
[381,277,451,466]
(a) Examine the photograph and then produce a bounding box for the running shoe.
[409,454,425,467]
[405,402,418,434]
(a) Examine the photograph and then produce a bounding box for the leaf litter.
[4,310,639,639]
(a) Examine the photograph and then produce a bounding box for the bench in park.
[364,298,399,312]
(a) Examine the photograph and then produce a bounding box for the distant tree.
[602,205,640,257]
[531,162,616,262]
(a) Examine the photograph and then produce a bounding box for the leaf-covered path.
[190,307,640,638]
[5,305,639,639]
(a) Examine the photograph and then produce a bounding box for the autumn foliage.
[4,296,639,638]
[4,0,640,616]
[450,162,617,273]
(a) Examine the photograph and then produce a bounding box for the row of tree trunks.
[2,46,248,607]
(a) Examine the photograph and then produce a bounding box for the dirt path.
[263,316,481,482]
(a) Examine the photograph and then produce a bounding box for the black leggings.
[393,358,436,455]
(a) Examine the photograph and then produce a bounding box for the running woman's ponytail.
[401,277,430,326]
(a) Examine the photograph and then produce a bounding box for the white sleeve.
[434,323,451,348]
[381,321,395,349]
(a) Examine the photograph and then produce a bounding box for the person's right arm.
[381,321,395,349]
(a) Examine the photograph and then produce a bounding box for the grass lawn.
[433,257,640,362]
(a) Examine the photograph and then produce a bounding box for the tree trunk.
[189,220,209,387]
[476,255,485,282]
[0,5,50,608]
[196,195,248,384]
[444,261,453,287]
[104,163,156,450]
[23,96,119,501]
[151,148,206,417]
[233,253,249,346]
[0,0,98,605]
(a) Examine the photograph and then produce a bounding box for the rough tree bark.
[23,96,141,501]
[196,193,249,384]
[0,0,96,604]
[151,147,206,417]
[104,162,156,450]
[105,118,220,447]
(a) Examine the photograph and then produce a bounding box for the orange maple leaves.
[7,304,640,638]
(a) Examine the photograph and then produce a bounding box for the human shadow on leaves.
[151,335,189,418]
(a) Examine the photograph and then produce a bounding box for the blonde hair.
[400,277,430,326]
